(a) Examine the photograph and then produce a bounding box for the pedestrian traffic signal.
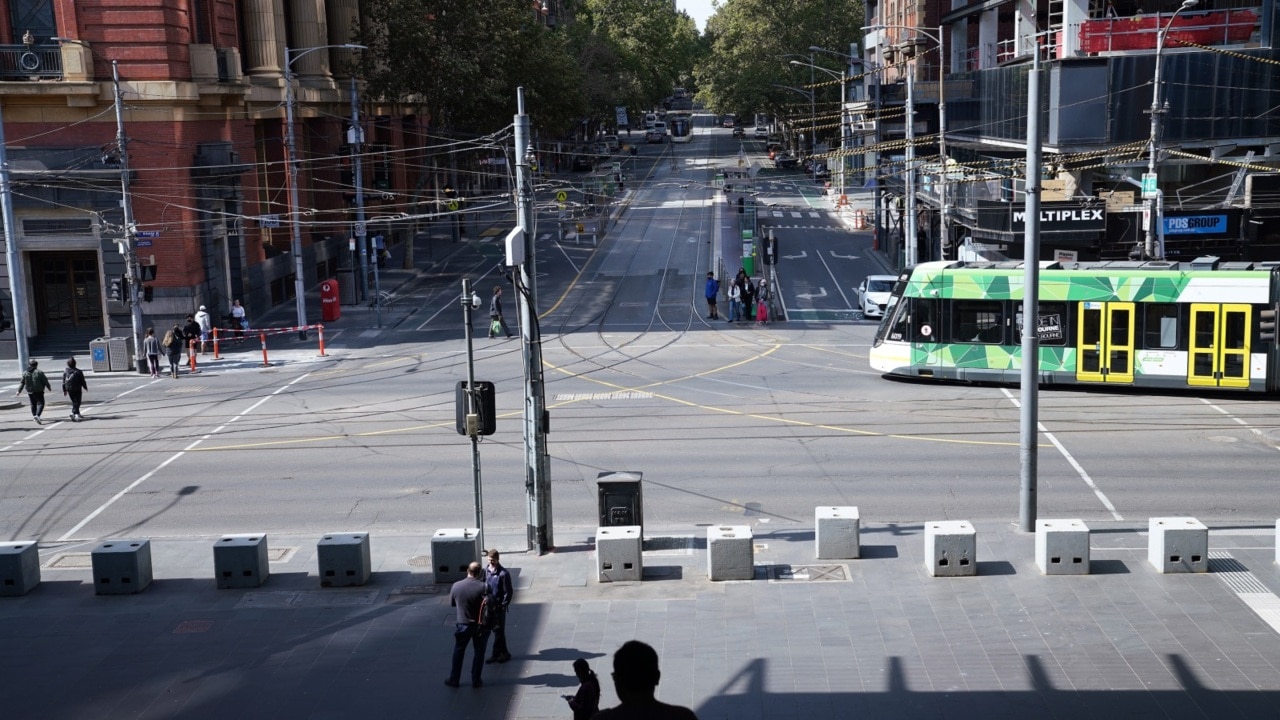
[109,277,123,302]
[140,264,157,281]
[456,381,496,436]
[143,285,154,302]
[1261,307,1277,342]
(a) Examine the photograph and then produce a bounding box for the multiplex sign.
[1011,204,1105,232]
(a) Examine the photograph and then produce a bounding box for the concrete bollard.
[597,526,642,582]
[925,520,977,577]
[92,539,153,595]
[0,541,41,596]
[1035,519,1090,575]
[431,528,482,584]
[707,526,754,581]
[214,534,270,589]
[318,532,372,587]
[1148,517,1208,573]
[815,506,860,559]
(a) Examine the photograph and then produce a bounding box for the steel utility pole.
[112,61,146,374]
[461,277,485,552]
[349,76,370,305]
[0,100,31,371]
[904,68,917,267]
[1019,35,1043,533]
[515,88,552,553]
[1145,0,1198,259]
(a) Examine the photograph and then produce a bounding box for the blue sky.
[677,0,715,32]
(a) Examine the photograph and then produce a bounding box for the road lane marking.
[1199,398,1280,452]
[1001,388,1122,520]
[57,372,312,541]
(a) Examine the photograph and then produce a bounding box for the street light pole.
[0,101,30,371]
[1145,0,1197,260]
[796,55,849,198]
[284,44,365,339]
[904,68,917,267]
[111,60,146,374]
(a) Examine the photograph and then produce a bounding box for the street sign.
[136,239,153,248]
[135,230,161,238]
[260,214,281,228]
[555,190,568,202]
[1141,172,1158,199]
[355,222,367,237]
[447,201,459,211]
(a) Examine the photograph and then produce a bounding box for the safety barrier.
[210,324,327,367]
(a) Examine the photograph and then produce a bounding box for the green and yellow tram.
[869,259,1280,393]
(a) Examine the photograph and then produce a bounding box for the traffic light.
[143,285,154,302]
[1261,307,1277,343]
[455,381,496,436]
[109,277,123,302]
[0,300,9,332]
[140,264,157,281]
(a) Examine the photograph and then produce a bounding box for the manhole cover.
[174,620,214,634]
[768,564,848,583]
[393,585,442,595]
[408,555,433,567]
[644,536,693,556]
[267,546,298,563]
[47,552,92,569]
[234,589,380,609]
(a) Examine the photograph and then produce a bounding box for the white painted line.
[1199,398,1280,451]
[57,372,312,541]
[1001,388,1122,520]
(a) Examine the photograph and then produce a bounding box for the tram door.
[1188,304,1251,388]
[1076,302,1134,383]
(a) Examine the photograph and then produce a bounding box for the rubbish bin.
[336,269,357,305]
[90,338,111,372]
[742,255,755,276]
[106,336,135,372]
[320,278,341,322]
[597,471,643,533]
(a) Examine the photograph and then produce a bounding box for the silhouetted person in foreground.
[592,640,698,719]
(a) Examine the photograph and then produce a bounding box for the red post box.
[320,278,341,322]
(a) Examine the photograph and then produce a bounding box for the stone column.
[244,0,283,76]
[289,0,331,81]
[326,0,361,77]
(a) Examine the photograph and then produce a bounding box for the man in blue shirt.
[704,272,720,320]
[484,549,514,664]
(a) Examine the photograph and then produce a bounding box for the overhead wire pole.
[0,100,31,371]
[349,75,371,307]
[112,60,146,374]
[904,66,917,267]
[1019,31,1044,533]
[514,87,552,554]
[1145,0,1198,259]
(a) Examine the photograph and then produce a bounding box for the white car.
[858,275,897,318]
[754,126,768,140]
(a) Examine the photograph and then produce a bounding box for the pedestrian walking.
[61,358,88,421]
[163,324,184,378]
[15,359,52,424]
[484,549,514,664]
[592,640,699,719]
[142,327,161,377]
[704,271,720,319]
[488,285,513,339]
[727,280,741,323]
[231,299,249,331]
[182,314,201,365]
[194,305,212,353]
[564,658,601,720]
[445,562,491,688]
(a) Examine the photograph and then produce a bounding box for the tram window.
[1014,303,1067,345]
[885,297,911,342]
[1224,311,1247,350]
[953,301,1004,344]
[1143,303,1178,349]
[912,299,939,342]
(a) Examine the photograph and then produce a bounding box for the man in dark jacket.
[445,562,491,688]
[484,549,514,664]
[15,359,52,424]
[61,358,89,421]
[182,314,201,368]
[488,285,513,339]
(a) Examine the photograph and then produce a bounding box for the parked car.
[754,126,769,140]
[858,275,898,318]
[774,153,799,170]
[602,135,620,152]
[645,127,666,143]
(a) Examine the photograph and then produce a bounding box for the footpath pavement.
[6,521,1280,718]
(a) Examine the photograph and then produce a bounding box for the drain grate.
[644,536,693,556]
[234,589,379,610]
[393,585,442,595]
[173,620,214,634]
[167,385,208,393]
[768,564,849,583]
[407,556,433,567]
[46,552,92,569]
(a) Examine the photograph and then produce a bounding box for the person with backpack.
[15,359,52,424]
[445,562,491,688]
[484,549,514,665]
[61,358,89,422]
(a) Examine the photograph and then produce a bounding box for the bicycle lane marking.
[57,372,312,541]
[1001,388,1123,520]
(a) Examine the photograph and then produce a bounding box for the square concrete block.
[815,506,860,559]
[1148,517,1208,573]
[431,528,482,584]
[1035,519,1090,575]
[92,539,153,595]
[597,526,642,582]
[925,520,976,577]
[0,541,40,597]
[318,532,371,587]
[213,534,270,589]
[707,525,754,581]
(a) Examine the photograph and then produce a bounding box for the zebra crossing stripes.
[770,211,822,219]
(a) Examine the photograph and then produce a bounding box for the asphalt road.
[5,116,1280,550]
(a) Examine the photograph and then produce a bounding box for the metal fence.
[0,45,64,80]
